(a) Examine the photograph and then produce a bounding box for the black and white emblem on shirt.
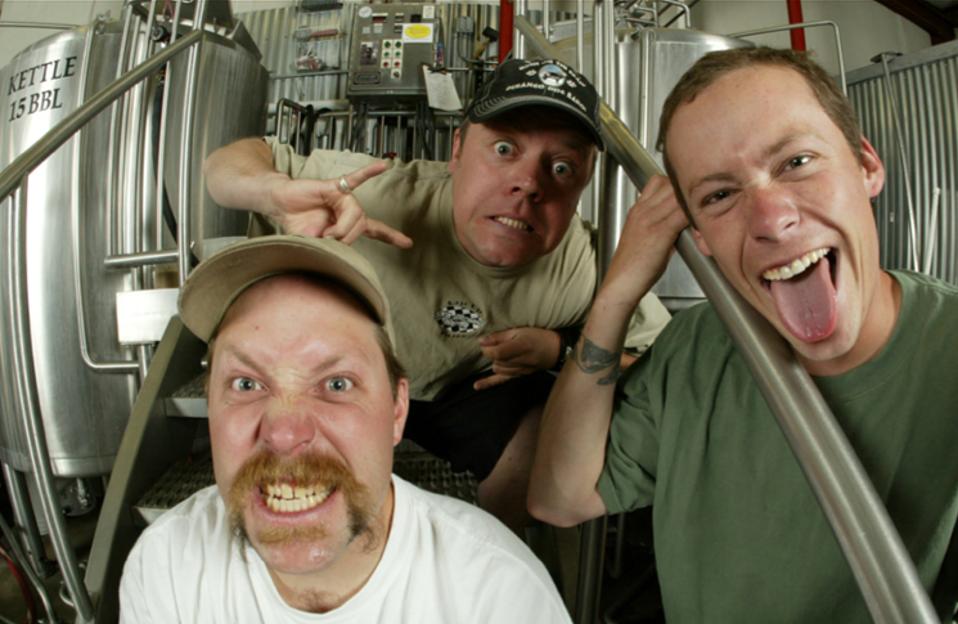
[435,301,485,337]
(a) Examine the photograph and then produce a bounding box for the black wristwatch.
[552,326,580,371]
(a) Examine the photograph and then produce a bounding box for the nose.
[746,184,799,242]
[260,399,317,455]
[508,156,544,201]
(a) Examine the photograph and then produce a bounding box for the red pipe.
[787,0,806,51]
[499,0,514,62]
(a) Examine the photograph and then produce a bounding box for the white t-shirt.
[119,475,572,623]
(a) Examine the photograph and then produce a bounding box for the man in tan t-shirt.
[204,59,670,529]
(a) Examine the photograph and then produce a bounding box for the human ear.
[859,137,885,199]
[391,378,410,445]
[448,129,463,174]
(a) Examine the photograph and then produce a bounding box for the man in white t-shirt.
[118,235,571,623]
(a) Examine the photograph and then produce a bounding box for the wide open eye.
[231,377,263,392]
[493,140,515,157]
[325,376,354,393]
[552,160,573,177]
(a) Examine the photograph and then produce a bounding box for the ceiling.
[873,0,958,44]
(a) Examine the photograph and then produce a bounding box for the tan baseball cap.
[178,235,392,343]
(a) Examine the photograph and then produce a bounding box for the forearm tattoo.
[575,337,622,386]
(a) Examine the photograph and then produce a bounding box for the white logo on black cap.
[538,63,567,88]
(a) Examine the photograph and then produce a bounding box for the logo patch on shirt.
[435,301,485,337]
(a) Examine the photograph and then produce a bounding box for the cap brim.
[468,95,605,150]
[178,235,390,342]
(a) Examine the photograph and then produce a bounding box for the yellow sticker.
[403,23,433,41]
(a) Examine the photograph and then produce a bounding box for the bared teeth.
[763,247,829,281]
[494,216,531,231]
[262,482,332,514]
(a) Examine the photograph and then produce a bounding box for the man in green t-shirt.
[203,59,670,529]
[530,47,958,621]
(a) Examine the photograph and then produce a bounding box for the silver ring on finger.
[338,176,352,194]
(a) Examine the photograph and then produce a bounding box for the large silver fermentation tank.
[0,21,133,478]
[551,23,749,310]
[0,19,268,479]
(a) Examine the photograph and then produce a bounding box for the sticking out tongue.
[769,255,837,343]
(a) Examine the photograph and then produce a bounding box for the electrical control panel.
[346,3,440,105]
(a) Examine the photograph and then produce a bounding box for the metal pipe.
[727,20,847,94]
[175,1,207,284]
[516,15,940,624]
[499,0,514,62]
[104,249,179,268]
[514,0,527,59]
[542,0,550,40]
[104,2,136,259]
[8,183,95,621]
[0,30,205,203]
[658,0,691,29]
[874,51,920,272]
[786,0,807,50]
[575,0,585,72]
[0,21,78,30]
[603,0,615,109]
[269,69,348,80]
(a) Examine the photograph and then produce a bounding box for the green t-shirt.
[265,140,671,400]
[598,270,958,622]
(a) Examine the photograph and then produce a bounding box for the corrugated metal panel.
[847,41,958,284]
[238,5,350,107]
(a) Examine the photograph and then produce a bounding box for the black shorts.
[402,370,556,481]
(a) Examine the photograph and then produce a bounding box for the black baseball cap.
[466,58,604,150]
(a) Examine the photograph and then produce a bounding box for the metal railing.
[516,12,939,624]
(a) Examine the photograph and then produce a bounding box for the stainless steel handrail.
[727,20,847,94]
[516,15,939,624]
[7,182,95,621]
[174,0,208,284]
[0,21,78,30]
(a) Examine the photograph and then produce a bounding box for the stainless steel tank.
[0,22,134,477]
[0,21,268,477]
[551,24,751,310]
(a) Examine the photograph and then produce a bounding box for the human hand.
[599,175,688,309]
[267,161,413,248]
[474,327,561,391]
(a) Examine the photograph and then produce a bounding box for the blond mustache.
[226,451,375,549]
